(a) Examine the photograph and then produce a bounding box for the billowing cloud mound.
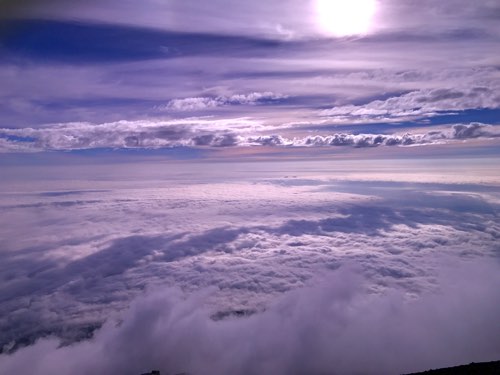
[0,261,499,375]
[291,123,500,148]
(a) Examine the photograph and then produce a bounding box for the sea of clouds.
[0,159,499,374]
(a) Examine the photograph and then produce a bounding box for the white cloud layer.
[0,165,498,374]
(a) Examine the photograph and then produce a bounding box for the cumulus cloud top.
[1,122,498,152]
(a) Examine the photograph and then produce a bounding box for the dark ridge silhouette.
[140,362,500,375]
[402,360,500,375]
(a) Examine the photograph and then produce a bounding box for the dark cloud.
[247,135,287,147]
[415,89,465,103]
[452,122,495,139]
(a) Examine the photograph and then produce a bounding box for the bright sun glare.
[316,0,377,37]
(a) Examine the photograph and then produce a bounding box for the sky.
[0,1,499,375]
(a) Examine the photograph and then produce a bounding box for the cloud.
[291,123,500,148]
[452,122,498,139]
[320,86,500,122]
[1,121,499,152]
[0,260,499,375]
[11,0,500,41]
[2,18,499,128]
[1,2,500,373]
[0,119,250,151]
[163,97,222,112]
[0,177,498,357]
[159,92,287,112]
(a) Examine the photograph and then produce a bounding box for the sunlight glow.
[315,0,377,37]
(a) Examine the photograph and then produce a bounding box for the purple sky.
[0,0,499,155]
[0,2,499,375]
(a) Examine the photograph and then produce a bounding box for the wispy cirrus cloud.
[10,0,500,40]
[1,17,499,129]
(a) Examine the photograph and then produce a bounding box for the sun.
[315,0,377,37]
